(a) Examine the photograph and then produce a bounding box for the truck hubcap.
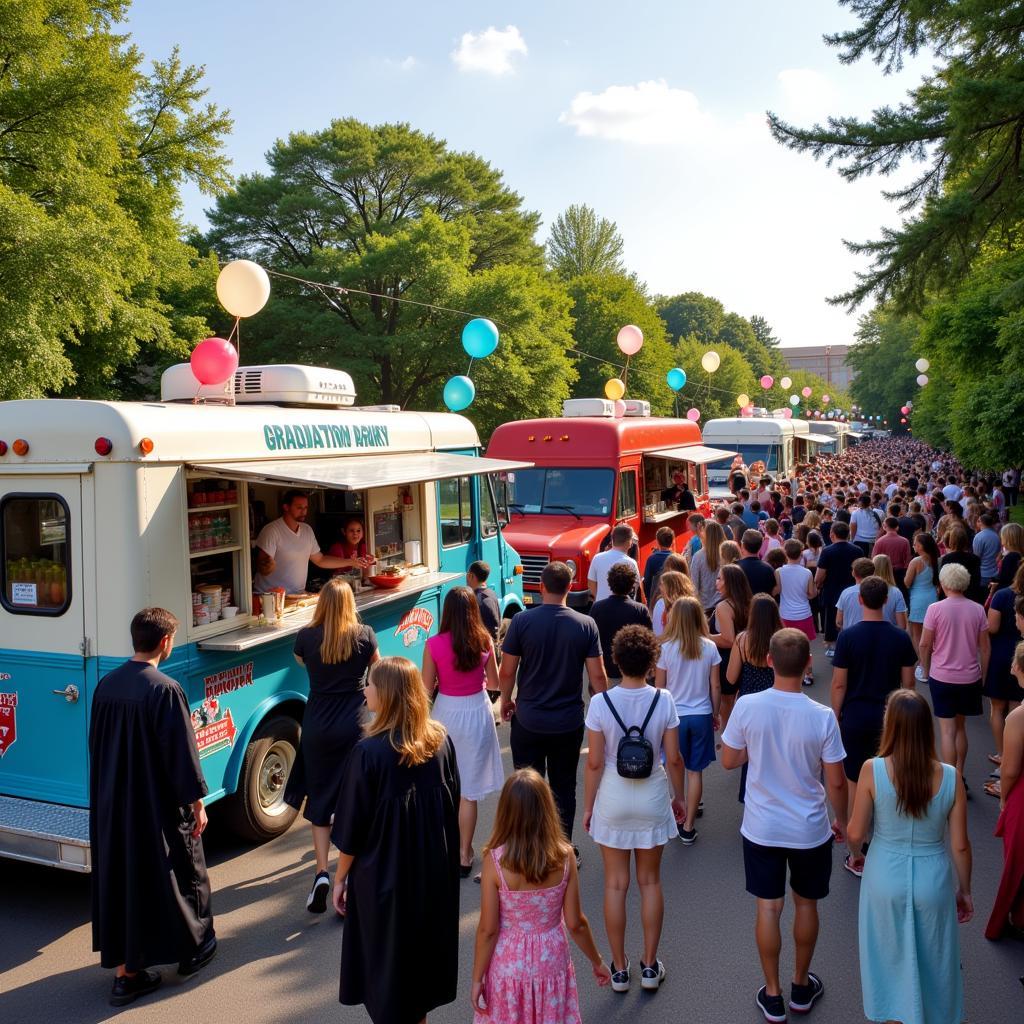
[258,742,294,815]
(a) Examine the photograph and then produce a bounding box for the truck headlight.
[565,559,577,579]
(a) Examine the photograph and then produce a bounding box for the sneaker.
[756,985,787,1022]
[696,799,704,818]
[824,647,835,658]
[178,934,217,977]
[914,664,927,683]
[843,854,864,879]
[306,870,331,913]
[802,674,814,687]
[789,972,824,1014]
[678,826,698,845]
[640,959,666,990]
[573,844,582,870]
[610,959,630,993]
[110,969,162,1007]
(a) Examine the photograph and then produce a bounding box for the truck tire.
[224,715,300,843]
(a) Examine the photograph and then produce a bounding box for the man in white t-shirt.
[254,491,369,593]
[588,524,643,604]
[721,629,847,1022]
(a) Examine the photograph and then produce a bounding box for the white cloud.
[383,56,417,72]
[559,79,713,145]
[451,26,527,75]
[776,69,837,121]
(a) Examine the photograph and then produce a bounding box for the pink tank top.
[427,632,488,697]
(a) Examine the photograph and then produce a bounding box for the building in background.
[778,344,856,391]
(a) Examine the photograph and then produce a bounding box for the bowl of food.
[367,567,406,590]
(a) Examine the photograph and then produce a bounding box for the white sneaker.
[610,959,630,993]
[914,664,927,683]
[640,959,666,990]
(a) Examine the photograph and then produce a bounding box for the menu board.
[373,509,403,557]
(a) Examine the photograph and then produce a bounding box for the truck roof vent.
[562,398,614,418]
[622,400,650,417]
[160,363,356,408]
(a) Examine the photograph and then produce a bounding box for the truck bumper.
[0,795,90,871]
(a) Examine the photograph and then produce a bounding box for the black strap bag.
[602,689,661,779]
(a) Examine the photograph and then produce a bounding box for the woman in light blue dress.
[905,533,941,681]
[848,690,973,1024]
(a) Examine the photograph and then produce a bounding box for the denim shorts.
[676,712,716,772]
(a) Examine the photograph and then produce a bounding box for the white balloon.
[915,358,930,373]
[780,376,792,389]
[917,374,929,386]
[217,259,271,318]
[701,350,721,373]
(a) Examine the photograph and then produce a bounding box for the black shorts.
[928,679,983,719]
[840,719,883,782]
[742,836,833,901]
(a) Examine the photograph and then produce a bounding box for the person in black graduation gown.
[332,656,461,1024]
[89,608,216,1007]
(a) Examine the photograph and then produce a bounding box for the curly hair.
[611,624,660,679]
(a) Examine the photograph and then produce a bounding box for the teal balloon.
[666,367,687,391]
[462,318,499,358]
[443,375,476,411]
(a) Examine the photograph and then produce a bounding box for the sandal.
[984,780,1001,798]
[988,753,1003,766]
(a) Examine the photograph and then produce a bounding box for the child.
[759,519,783,559]
[656,597,721,844]
[472,770,610,1022]
[765,547,786,572]
[651,570,696,632]
[776,539,817,687]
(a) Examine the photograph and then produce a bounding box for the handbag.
[602,689,661,779]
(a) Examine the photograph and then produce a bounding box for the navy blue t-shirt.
[832,620,917,728]
[502,604,601,733]
[817,541,861,600]
[738,556,776,596]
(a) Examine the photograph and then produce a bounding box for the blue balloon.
[462,318,499,359]
[443,375,476,412]
[666,367,687,391]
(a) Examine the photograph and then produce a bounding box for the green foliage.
[566,273,675,415]
[718,312,784,376]
[546,204,625,279]
[672,336,757,422]
[0,2,232,400]
[656,291,725,345]
[847,308,921,431]
[749,314,780,349]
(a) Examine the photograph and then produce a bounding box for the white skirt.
[590,765,678,849]
[432,690,505,801]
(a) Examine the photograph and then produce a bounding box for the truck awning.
[803,433,835,444]
[648,444,739,465]
[188,452,533,491]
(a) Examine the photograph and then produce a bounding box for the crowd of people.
[86,438,1024,1024]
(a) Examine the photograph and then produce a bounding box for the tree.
[768,1,1024,311]
[847,308,921,431]
[656,291,726,345]
[749,314,780,349]
[672,337,757,422]
[546,204,625,279]
[204,119,565,413]
[566,273,676,415]
[0,4,232,400]
[717,312,782,376]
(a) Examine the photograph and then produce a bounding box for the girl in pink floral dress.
[471,769,610,1023]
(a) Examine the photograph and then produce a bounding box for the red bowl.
[367,574,406,590]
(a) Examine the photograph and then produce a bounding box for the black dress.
[285,624,378,826]
[333,733,461,1024]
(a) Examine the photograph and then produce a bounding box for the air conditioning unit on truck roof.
[160,363,357,407]
[561,398,651,418]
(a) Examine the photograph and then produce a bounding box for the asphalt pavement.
[2,642,1023,1023]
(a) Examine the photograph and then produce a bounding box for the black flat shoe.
[459,862,474,878]
[178,934,217,977]
[109,969,161,1007]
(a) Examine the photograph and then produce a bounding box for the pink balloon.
[616,324,644,355]
[801,386,812,398]
[822,394,830,404]
[740,405,753,417]
[760,375,774,389]
[686,407,701,421]
[782,408,793,419]
[190,337,238,386]
[613,399,626,418]
[900,406,909,415]
[900,417,907,424]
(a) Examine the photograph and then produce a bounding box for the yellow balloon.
[736,393,750,408]
[605,377,626,401]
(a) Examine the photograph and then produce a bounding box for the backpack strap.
[639,689,661,734]
[602,691,630,736]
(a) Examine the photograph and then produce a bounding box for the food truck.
[485,398,736,608]
[702,415,835,492]
[0,364,529,870]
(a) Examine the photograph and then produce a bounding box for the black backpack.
[602,689,661,779]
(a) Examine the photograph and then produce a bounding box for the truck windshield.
[706,443,781,480]
[498,468,614,517]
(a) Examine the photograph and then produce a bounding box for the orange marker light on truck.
[12,439,28,456]
[138,437,154,455]
[513,565,523,575]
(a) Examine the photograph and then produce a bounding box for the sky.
[126,0,930,349]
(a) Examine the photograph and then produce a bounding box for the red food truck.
[485,399,737,608]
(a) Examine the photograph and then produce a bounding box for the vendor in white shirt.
[254,490,374,593]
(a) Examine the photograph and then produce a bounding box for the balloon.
[915,358,930,372]
[780,376,792,389]
[701,350,721,373]
[604,377,626,400]
[613,399,627,418]
[736,393,750,408]
[190,337,238,386]
[782,407,793,419]
[666,367,687,391]
[216,259,271,318]
[801,386,812,398]
[906,400,913,408]
[900,417,907,424]
[917,374,929,386]
[616,324,644,355]
[686,407,701,421]
[462,318,500,358]
[789,394,800,406]
[822,394,831,404]
[760,375,774,389]
[740,405,753,417]
[443,375,475,411]
[900,405,909,415]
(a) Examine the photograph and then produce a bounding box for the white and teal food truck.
[0,364,528,870]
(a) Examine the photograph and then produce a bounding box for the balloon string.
[623,354,631,392]
[467,357,474,375]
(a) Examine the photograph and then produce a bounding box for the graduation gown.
[333,733,461,1024]
[89,660,213,971]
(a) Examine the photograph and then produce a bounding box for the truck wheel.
[225,715,300,842]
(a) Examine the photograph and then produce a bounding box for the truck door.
[437,473,474,573]
[0,478,89,806]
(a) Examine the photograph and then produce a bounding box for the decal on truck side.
[0,692,16,757]
[191,697,237,758]
[395,608,433,648]
[204,661,254,700]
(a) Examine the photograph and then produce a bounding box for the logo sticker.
[0,692,16,758]
[394,607,434,648]
[191,697,237,758]
[203,661,254,700]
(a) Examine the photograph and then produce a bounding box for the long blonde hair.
[310,577,361,663]
[364,657,446,766]
[872,553,896,587]
[660,595,708,660]
[659,570,695,612]
[702,520,726,573]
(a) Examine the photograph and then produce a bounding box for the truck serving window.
[439,476,473,547]
[497,468,613,517]
[1,495,71,615]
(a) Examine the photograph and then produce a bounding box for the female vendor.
[328,517,375,576]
